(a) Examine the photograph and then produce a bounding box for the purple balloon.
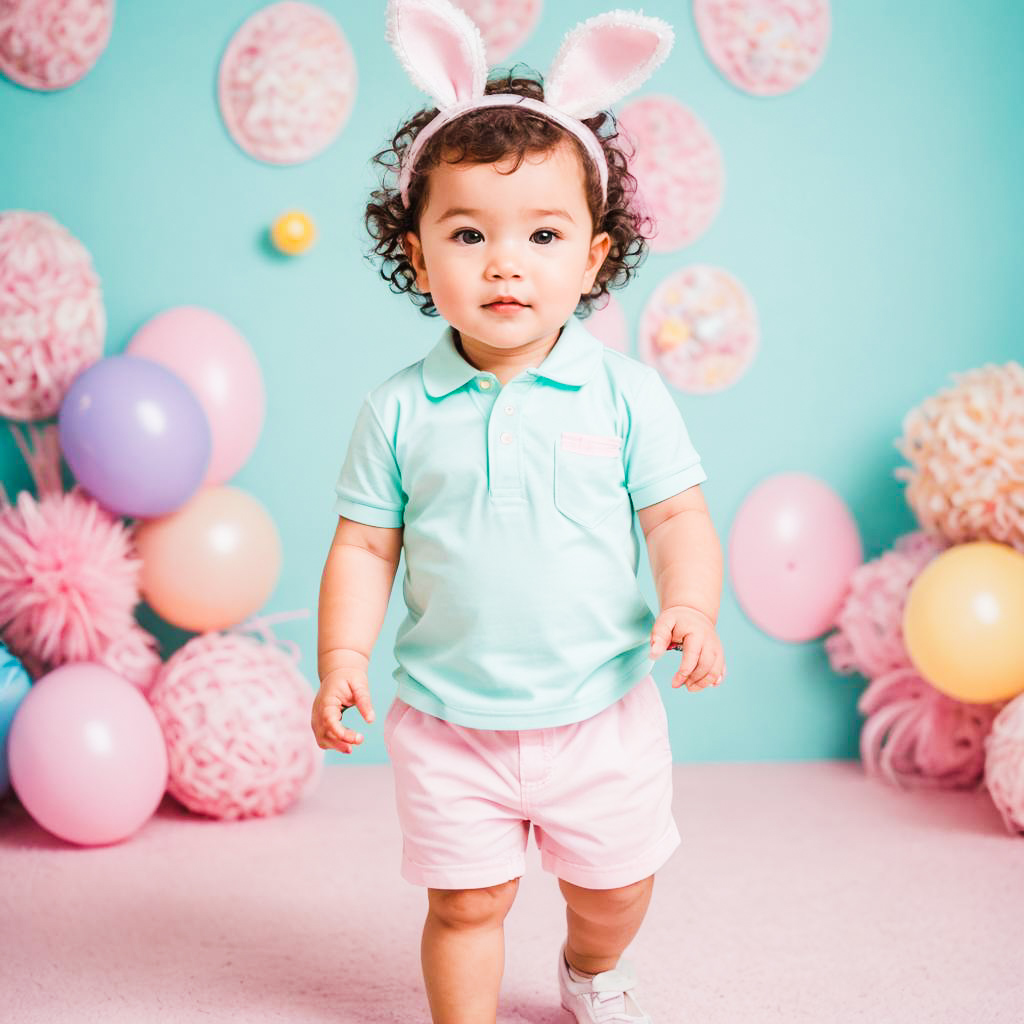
[58,355,211,518]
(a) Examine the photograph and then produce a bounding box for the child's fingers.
[671,640,703,687]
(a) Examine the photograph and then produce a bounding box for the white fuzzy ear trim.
[386,0,488,108]
[545,10,674,118]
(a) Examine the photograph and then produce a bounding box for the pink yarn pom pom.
[984,694,1024,835]
[0,487,142,672]
[858,667,1001,791]
[147,631,323,821]
[0,210,105,421]
[895,362,1024,553]
[825,531,947,679]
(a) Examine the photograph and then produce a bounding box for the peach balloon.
[902,541,1024,704]
[135,486,282,633]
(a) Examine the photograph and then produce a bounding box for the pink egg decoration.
[0,0,115,91]
[218,1,357,165]
[452,0,542,63]
[693,0,831,97]
[8,662,169,846]
[584,294,628,353]
[638,264,759,393]
[147,632,324,820]
[984,694,1024,834]
[0,210,105,421]
[617,95,724,253]
[894,362,1024,554]
[729,472,863,642]
[126,306,265,486]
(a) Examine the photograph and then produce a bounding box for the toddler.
[312,2,725,1021]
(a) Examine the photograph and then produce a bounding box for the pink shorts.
[382,674,680,890]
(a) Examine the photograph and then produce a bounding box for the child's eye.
[452,229,483,244]
[531,229,560,245]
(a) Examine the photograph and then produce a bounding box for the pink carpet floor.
[1,760,1021,1023]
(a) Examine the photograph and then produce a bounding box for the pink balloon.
[126,306,265,485]
[8,664,168,846]
[729,472,863,642]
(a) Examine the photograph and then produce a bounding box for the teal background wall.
[2,1,1022,763]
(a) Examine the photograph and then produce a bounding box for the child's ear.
[582,231,611,292]
[403,231,430,292]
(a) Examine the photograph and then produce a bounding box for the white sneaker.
[558,941,652,1023]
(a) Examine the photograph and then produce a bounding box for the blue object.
[0,642,33,797]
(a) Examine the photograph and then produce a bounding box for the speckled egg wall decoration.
[693,0,830,97]
[638,264,759,394]
[0,0,114,91]
[218,1,357,165]
[452,0,542,63]
[617,95,724,253]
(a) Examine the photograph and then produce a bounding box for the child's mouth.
[484,301,528,313]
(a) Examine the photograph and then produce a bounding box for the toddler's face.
[404,140,610,354]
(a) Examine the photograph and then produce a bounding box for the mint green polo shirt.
[332,314,707,729]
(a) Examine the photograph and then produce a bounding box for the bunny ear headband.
[385,0,674,208]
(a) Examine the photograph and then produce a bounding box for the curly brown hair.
[364,70,654,318]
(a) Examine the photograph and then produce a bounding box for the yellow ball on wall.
[270,210,316,254]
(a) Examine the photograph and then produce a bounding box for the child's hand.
[649,605,725,692]
[312,654,376,754]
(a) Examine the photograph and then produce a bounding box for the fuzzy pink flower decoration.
[984,693,1024,834]
[894,361,1024,553]
[857,667,1001,790]
[825,531,947,679]
[147,630,323,821]
[0,487,142,672]
[0,210,105,421]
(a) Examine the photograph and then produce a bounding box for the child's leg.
[421,877,520,1024]
[558,875,655,975]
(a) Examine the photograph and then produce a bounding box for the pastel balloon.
[8,663,168,846]
[729,472,863,642]
[0,645,32,798]
[135,486,282,633]
[58,355,211,518]
[903,542,1024,704]
[126,307,265,485]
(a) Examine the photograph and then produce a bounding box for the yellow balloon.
[270,210,316,255]
[902,541,1024,703]
[135,486,282,633]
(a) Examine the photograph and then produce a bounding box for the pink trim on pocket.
[560,432,623,457]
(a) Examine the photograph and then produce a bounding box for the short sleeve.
[623,369,707,510]
[332,396,405,527]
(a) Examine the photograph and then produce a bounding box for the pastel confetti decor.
[617,95,724,253]
[218,1,357,165]
[638,264,759,393]
[894,362,1024,554]
[452,0,542,63]
[0,0,114,91]
[0,210,105,421]
[584,295,628,353]
[693,0,830,97]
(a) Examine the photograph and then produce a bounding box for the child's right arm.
[312,516,403,754]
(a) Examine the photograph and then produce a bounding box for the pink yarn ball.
[825,531,948,679]
[0,210,105,421]
[0,489,142,672]
[0,0,115,91]
[147,633,324,820]
[895,362,1024,553]
[984,694,1024,834]
[857,667,1000,791]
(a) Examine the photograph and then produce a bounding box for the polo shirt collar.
[421,316,603,398]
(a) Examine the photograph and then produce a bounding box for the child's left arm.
[637,484,725,693]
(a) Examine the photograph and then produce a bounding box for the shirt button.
[504,405,515,414]
[479,379,492,389]
[500,432,514,444]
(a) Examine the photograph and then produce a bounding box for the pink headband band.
[385,0,674,210]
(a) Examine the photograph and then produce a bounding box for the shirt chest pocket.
[553,432,626,530]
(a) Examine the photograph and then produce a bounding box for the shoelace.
[579,964,645,1022]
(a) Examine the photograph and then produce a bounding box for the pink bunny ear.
[386,0,488,109]
[545,10,674,118]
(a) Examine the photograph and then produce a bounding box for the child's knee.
[427,877,520,928]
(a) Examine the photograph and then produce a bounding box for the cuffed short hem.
[539,818,681,889]
[400,851,527,889]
